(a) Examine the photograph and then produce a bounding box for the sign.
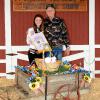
[13,0,87,12]
[31,32,51,52]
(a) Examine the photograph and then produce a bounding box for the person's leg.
[52,46,62,61]
[57,50,62,61]
[44,51,51,57]
[28,50,37,64]
[36,53,42,58]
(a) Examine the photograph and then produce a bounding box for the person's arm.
[60,20,70,56]
[60,20,69,48]
[62,45,70,56]
[26,30,32,45]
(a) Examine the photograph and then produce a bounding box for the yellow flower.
[35,68,39,70]
[83,75,91,83]
[35,77,43,84]
[29,82,40,91]
[64,64,71,70]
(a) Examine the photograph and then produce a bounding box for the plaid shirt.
[44,17,69,48]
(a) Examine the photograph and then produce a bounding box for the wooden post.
[45,76,48,100]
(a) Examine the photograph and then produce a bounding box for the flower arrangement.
[15,60,91,92]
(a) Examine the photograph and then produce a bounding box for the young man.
[44,4,70,61]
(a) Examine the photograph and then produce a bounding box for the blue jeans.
[45,46,62,61]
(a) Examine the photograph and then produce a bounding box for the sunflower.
[83,75,91,83]
[29,82,40,91]
[35,77,43,84]
[64,64,71,70]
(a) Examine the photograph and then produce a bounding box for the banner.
[13,0,87,12]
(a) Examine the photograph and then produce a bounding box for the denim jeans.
[45,46,63,61]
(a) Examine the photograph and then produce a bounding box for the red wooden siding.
[57,11,89,45]
[17,51,29,66]
[0,50,5,59]
[95,74,100,78]
[17,59,28,66]
[69,51,84,66]
[11,0,89,46]
[95,61,100,70]
[0,0,5,45]
[0,63,6,73]
[95,0,100,44]
[0,0,5,73]
[70,50,83,55]
[95,0,100,77]
[95,48,100,57]
[70,58,84,67]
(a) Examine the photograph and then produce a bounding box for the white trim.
[12,46,29,51]
[95,45,100,48]
[4,0,11,45]
[84,49,90,70]
[4,0,13,79]
[0,59,6,63]
[62,52,85,62]
[70,45,89,50]
[95,57,100,61]
[94,70,100,74]
[11,45,89,51]
[1,44,100,50]
[89,0,95,78]
[0,73,6,76]
[0,46,6,49]
[17,53,28,61]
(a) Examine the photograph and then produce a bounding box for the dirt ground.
[81,78,100,100]
[0,77,100,100]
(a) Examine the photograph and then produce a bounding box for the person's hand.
[30,49,36,53]
[36,50,43,54]
[62,47,70,57]
[35,50,40,54]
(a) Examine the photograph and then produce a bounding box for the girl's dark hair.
[33,14,44,33]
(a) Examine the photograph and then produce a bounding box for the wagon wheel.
[53,84,78,100]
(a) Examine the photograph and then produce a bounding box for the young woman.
[26,14,44,64]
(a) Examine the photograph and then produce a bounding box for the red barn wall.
[10,0,89,67]
[11,1,89,46]
[0,0,6,73]
[95,0,100,77]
